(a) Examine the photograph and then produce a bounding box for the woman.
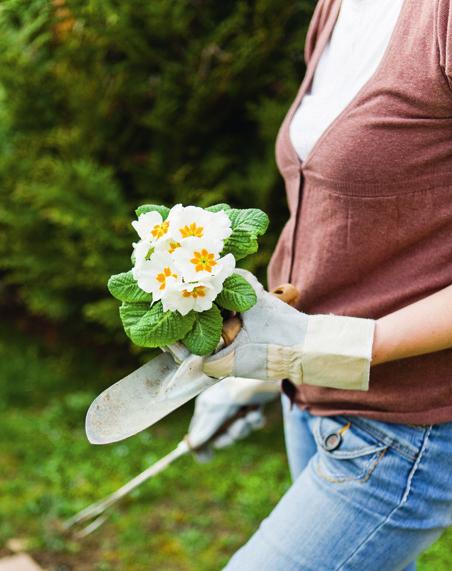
[189,0,452,568]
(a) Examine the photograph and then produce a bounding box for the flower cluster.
[108,202,268,354]
[131,204,235,315]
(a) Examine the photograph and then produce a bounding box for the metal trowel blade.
[85,351,216,445]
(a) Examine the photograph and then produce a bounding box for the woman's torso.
[290,0,405,162]
[267,0,452,424]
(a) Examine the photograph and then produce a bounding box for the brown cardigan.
[267,0,452,424]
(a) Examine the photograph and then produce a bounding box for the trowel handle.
[271,283,300,307]
[220,282,300,346]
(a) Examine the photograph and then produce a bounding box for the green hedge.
[0,0,314,342]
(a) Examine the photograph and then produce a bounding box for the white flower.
[167,204,232,249]
[153,237,182,256]
[132,211,171,243]
[161,281,218,316]
[131,204,236,316]
[131,211,175,273]
[133,251,180,302]
[131,240,153,275]
[209,253,236,294]
[161,252,235,315]
[172,239,232,282]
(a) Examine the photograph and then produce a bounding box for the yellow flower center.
[179,222,204,239]
[151,221,169,239]
[190,249,217,273]
[168,241,181,254]
[156,266,178,290]
[182,286,206,298]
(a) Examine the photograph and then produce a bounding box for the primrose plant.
[108,203,269,355]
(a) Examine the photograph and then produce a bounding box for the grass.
[0,323,451,570]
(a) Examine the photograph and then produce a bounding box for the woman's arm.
[371,285,452,366]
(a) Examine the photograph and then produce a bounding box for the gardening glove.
[186,376,279,460]
[203,270,376,392]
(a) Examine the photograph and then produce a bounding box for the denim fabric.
[223,395,452,571]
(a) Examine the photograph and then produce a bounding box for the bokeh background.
[0,1,450,569]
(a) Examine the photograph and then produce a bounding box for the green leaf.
[108,271,152,303]
[206,203,231,213]
[222,208,269,260]
[135,204,170,219]
[216,273,257,312]
[127,301,195,348]
[182,305,223,356]
[119,302,150,337]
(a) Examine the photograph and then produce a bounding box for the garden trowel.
[85,283,299,445]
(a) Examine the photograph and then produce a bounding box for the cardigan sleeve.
[436,0,452,90]
[304,0,339,66]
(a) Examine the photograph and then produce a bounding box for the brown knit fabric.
[267,0,452,424]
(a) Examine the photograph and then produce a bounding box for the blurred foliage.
[0,323,451,570]
[0,322,291,570]
[0,0,314,345]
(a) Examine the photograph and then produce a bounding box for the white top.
[289,0,405,162]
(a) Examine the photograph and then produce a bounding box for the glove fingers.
[226,417,253,441]
[246,409,266,430]
[202,330,249,379]
[213,432,236,449]
[194,447,214,463]
[188,403,239,449]
[213,409,266,449]
[213,417,251,448]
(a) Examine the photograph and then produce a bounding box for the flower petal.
[133,251,180,300]
[132,240,153,273]
[132,211,163,241]
[167,204,231,245]
[161,287,195,316]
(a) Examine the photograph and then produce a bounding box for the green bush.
[0,0,314,343]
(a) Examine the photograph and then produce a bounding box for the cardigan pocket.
[312,415,388,484]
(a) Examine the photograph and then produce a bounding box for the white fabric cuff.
[267,315,375,390]
[301,314,376,391]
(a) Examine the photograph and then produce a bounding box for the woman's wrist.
[371,284,452,366]
[371,318,403,366]
[371,320,387,366]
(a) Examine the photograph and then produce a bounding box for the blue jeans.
[223,395,452,570]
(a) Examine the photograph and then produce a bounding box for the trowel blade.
[85,351,216,444]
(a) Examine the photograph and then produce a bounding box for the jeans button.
[324,432,342,451]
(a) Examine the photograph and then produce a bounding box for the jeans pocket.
[312,415,389,484]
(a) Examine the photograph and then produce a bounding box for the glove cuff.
[300,314,376,391]
[268,315,375,391]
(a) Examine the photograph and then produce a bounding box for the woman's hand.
[372,285,452,365]
[203,270,376,392]
[186,377,279,458]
